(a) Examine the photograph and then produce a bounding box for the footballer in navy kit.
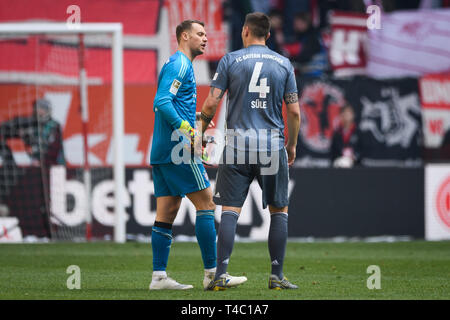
[149,20,246,290]
[199,12,301,290]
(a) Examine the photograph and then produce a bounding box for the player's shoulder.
[224,47,292,69]
[222,48,248,62]
[228,47,248,57]
[217,47,250,68]
[163,51,190,77]
[262,47,293,70]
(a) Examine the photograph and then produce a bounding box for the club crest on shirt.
[170,79,182,95]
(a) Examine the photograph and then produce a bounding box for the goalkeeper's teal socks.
[152,213,217,273]
[214,210,239,281]
[151,222,173,272]
[195,210,217,270]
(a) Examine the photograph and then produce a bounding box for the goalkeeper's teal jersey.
[151,51,197,164]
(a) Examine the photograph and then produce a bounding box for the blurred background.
[0,0,449,243]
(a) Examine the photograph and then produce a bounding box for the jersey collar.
[177,50,193,65]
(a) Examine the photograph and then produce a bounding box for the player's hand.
[179,120,203,155]
[201,146,211,164]
[285,144,296,166]
[179,120,198,142]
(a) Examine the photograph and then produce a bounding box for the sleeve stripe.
[182,57,189,78]
[178,58,185,78]
[181,62,187,78]
[178,57,187,79]
[181,59,188,78]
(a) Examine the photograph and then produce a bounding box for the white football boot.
[203,271,248,289]
[149,275,193,290]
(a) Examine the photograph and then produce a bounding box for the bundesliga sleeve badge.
[170,79,182,95]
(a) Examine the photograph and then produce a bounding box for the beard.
[191,46,204,58]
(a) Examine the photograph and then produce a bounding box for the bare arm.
[200,87,225,134]
[284,92,301,165]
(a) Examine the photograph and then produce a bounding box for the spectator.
[266,9,286,55]
[225,0,253,51]
[290,12,329,78]
[0,98,65,236]
[0,98,65,168]
[282,0,310,42]
[330,104,362,167]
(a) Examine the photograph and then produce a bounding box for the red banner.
[0,0,161,84]
[420,73,450,148]
[166,0,227,60]
[329,11,368,77]
[0,0,160,35]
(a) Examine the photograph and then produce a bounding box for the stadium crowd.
[220,0,450,167]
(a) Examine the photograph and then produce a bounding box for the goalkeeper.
[149,19,246,290]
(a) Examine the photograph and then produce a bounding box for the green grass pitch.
[0,241,449,300]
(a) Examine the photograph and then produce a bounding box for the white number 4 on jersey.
[249,62,270,98]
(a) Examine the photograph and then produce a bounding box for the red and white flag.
[367,9,450,78]
[420,73,450,148]
[329,11,368,77]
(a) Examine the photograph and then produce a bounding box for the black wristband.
[200,111,213,122]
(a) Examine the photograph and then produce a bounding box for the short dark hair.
[175,19,205,43]
[244,12,270,39]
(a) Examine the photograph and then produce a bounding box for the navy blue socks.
[268,212,288,279]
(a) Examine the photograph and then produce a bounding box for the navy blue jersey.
[211,45,297,151]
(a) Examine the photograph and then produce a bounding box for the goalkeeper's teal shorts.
[152,161,210,198]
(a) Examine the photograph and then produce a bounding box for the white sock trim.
[204,267,216,274]
[152,271,167,278]
[270,212,288,216]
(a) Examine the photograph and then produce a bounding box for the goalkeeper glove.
[179,120,198,142]
[201,147,210,164]
[179,120,209,162]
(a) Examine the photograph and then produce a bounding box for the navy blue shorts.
[213,146,289,209]
[152,160,210,197]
